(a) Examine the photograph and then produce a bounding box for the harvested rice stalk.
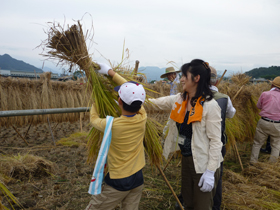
[41,19,163,166]
[0,154,56,180]
[0,180,23,210]
[56,132,88,147]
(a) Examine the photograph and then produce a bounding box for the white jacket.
[149,93,223,173]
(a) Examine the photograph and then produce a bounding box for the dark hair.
[120,98,142,113]
[180,59,213,106]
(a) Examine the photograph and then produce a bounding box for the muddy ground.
[0,119,182,210]
[1,118,279,210]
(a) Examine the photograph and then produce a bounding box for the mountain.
[41,66,60,73]
[0,54,43,73]
[138,66,168,82]
[245,66,280,79]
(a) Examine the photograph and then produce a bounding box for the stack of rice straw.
[41,20,163,166]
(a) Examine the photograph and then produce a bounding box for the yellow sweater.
[90,73,146,179]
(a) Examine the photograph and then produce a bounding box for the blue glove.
[96,62,112,75]
[198,169,215,192]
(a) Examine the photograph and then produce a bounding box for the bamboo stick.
[233,142,244,171]
[24,118,33,139]
[12,125,28,145]
[232,85,244,102]
[156,164,184,210]
[52,122,59,131]
[47,117,56,146]
[80,113,83,132]
[176,158,182,167]
[134,60,139,75]
[216,69,227,86]
[163,151,176,172]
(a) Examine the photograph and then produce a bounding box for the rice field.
[1,72,280,209]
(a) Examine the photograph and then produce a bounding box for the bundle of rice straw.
[40,20,162,166]
[0,180,23,210]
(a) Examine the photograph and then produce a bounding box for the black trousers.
[212,145,226,210]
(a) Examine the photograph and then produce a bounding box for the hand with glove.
[198,169,215,192]
[96,62,112,75]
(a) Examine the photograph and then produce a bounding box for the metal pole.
[0,107,91,117]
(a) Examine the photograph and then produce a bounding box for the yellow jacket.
[90,73,146,179]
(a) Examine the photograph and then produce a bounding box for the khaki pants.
[250,119,280,163]
[181,156,220,210]
[85,184,144,210]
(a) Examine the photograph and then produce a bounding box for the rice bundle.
[0,154,56,180]
[218,74,270,153]
[222,162,280,209]
[41,20,163,166]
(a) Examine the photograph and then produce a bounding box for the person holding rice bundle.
[85,63,147,210]
[149,59,223,209]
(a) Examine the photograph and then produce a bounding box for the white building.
[0,69,11,76]
[0,69,59,80]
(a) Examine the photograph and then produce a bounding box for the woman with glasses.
[149,59,222,209]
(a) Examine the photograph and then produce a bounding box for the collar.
[270,87,280,91]
[210,85,219,92]
[123,114,136,117]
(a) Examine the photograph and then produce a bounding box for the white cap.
[114,81,146,105]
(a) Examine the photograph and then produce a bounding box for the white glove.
[96,62,112,75]
[198,169,215,192]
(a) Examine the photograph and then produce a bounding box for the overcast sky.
[1,0,280,75]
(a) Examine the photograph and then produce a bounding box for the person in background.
[210,66,236,210]
[85,63,147,210]
[149,59,223,209]
[250,76,280,164]
[160,67,181,95]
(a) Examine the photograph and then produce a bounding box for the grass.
[56,132,88,147]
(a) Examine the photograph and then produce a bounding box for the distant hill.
[138,66,236,81]
[0,54,43,73]
[138,66,167,82]
[245,66,280,79]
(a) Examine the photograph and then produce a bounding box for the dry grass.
[0,154,56,182]
[56,132,88,147]
[222,161,280,209]
[1,119,280,209]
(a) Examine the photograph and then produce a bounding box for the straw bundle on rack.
[0,76,92,127]
[41,20,163,166]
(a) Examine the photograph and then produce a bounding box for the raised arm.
[97,62,127,86]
